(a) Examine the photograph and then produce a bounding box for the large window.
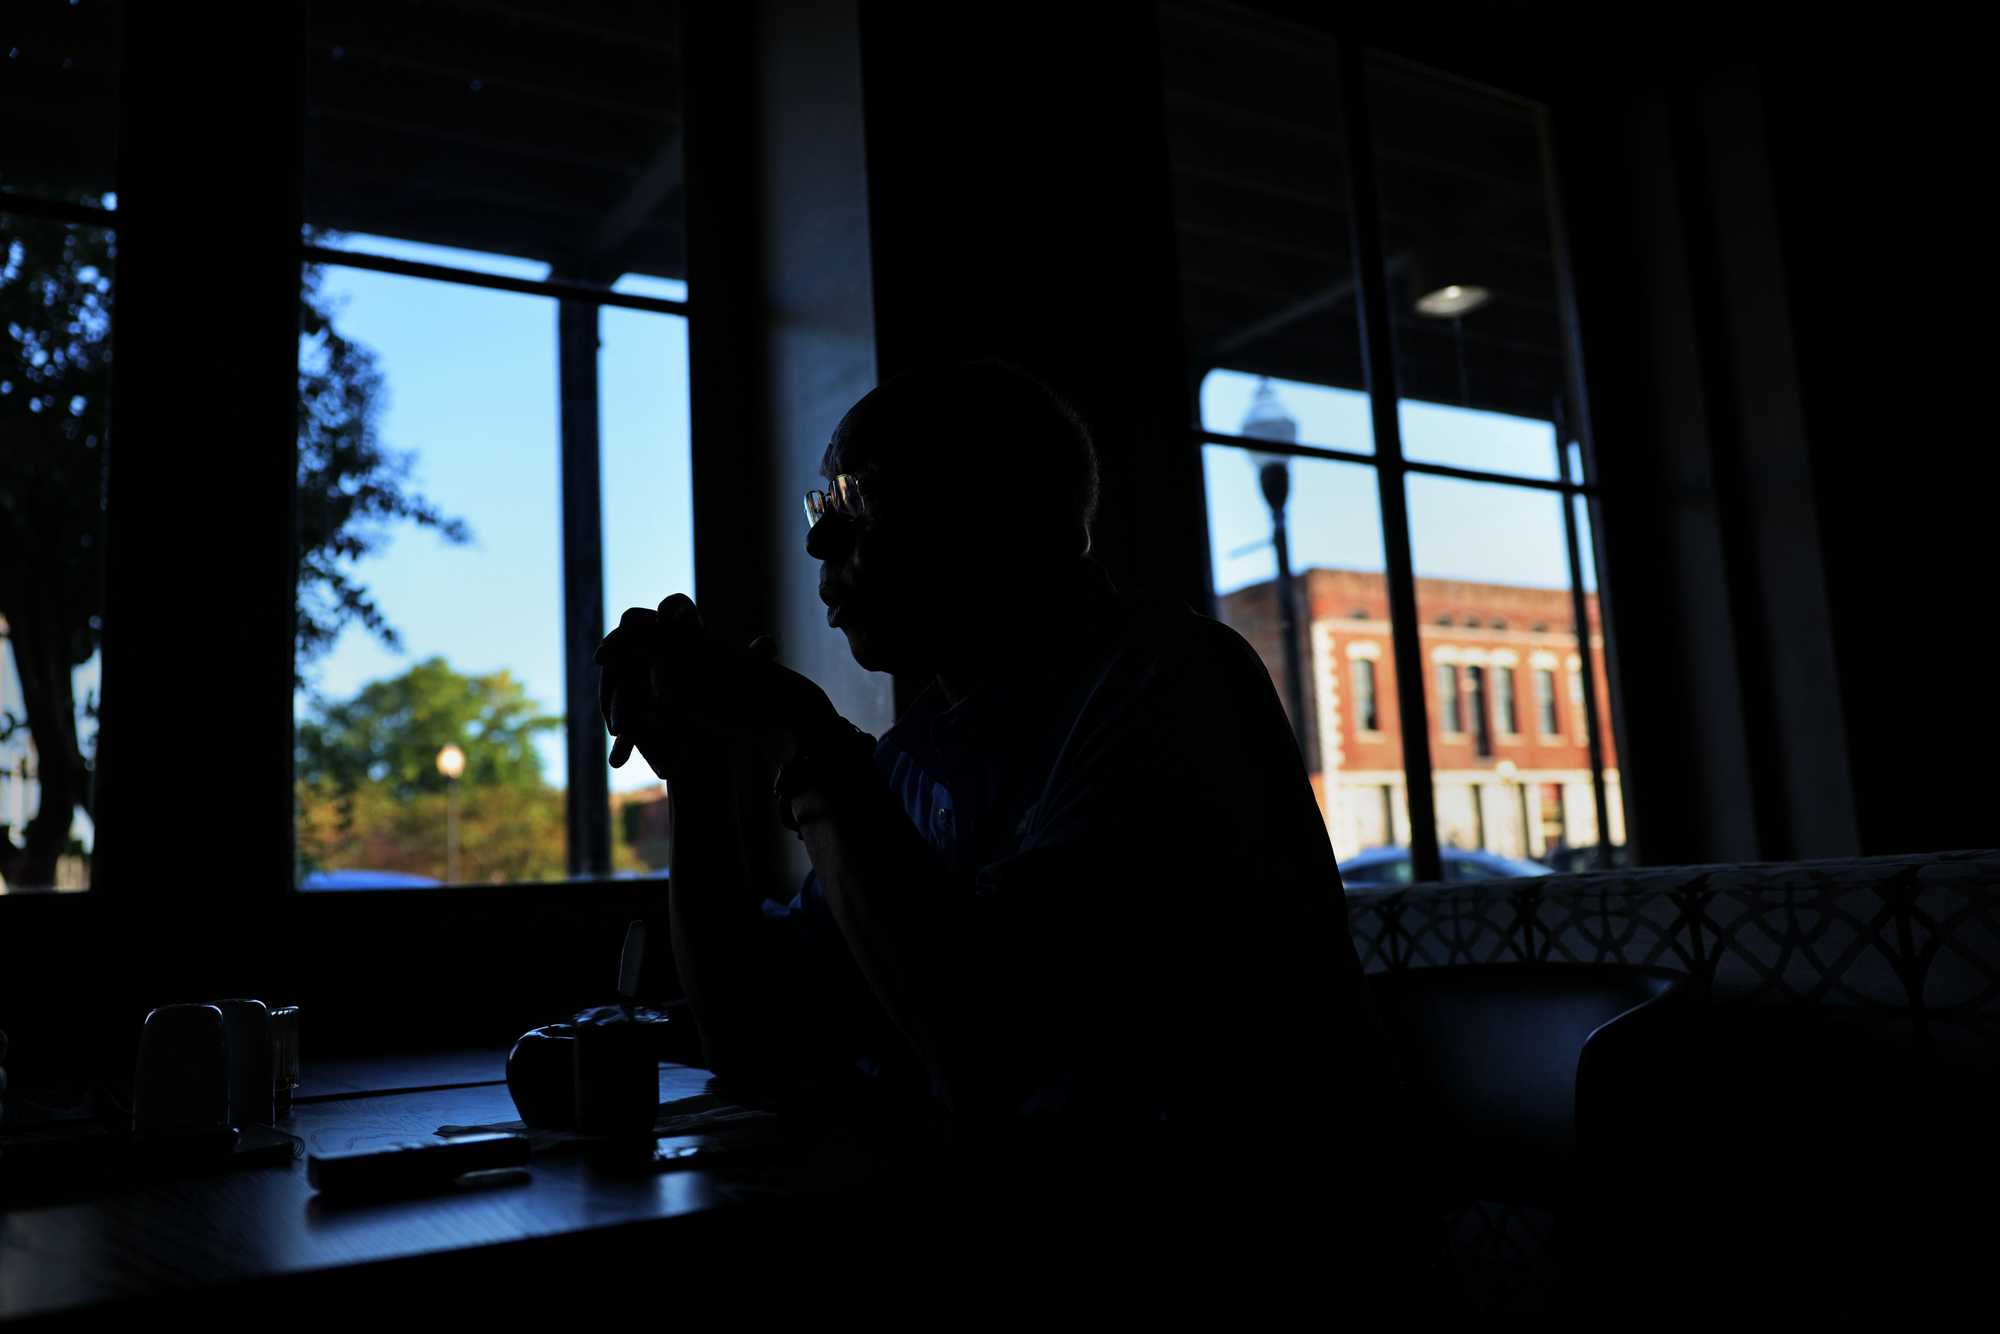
[292,3,689,889]
[1164,3,1624,881]
[0,0,121,894]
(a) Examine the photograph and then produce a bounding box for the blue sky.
[293,240,1598,796]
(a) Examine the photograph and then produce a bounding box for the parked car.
[1537,842,1635,874]
[298,868,443,891]
[1338,845,1554,888]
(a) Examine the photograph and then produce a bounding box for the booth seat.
[1345,848,2000,1314]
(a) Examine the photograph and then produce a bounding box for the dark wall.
[1757,45,1990,856]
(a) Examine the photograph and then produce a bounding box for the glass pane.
[601,304,693,876]
[1366,59,1569,481]
[1162,3,1370,453]
[1406,474,1622,870]
[0,1,120,208]
[0,213,111,893]
[1204,446,1413,879]
[294,259,564,888]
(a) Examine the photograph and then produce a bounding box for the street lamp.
[1242,378,1310,761]
[436,743,466,884]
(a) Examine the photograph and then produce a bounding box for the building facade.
[1219,568,1623,864]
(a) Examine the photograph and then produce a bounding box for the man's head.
[809,360,1099,676]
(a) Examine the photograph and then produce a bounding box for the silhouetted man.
[598,361,1411,1288]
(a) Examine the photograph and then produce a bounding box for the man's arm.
[662,755,798,1086]
[599,595,994,1103]
[790,776,992,1109]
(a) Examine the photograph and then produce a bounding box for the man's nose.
[805,513,856,563]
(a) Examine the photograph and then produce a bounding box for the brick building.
[1219,568,1623,863]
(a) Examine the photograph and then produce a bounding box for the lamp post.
[436,743,466,884]
[1243,378,1310,761]
[1257,455,1311,760]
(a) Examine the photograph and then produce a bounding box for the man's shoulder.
[1106,592,1273,690]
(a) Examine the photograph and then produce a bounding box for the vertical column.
[684,0,886,888]
[558,298,611,877]
[97,3,305,901]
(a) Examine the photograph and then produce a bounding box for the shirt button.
[933,806,954,835]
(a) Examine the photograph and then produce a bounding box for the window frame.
[292,243,689,891]
[0,188,120,896]
[1183,43,1621,883]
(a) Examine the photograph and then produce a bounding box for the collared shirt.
[767,563,1387,1133]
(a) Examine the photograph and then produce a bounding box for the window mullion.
[1555,415,1614,868]
[557,298,612,878]
[1338,41,1442,886]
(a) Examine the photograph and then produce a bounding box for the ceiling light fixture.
[1414,283,1493,319]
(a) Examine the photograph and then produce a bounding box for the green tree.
[295,657,560,800]
[0,215,108,891]
[295,658,566,883]
[0,210,469,889]
[298,780,567,885]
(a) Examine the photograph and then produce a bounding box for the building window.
[1493,665,1518,736]
[1353,657,1380,733]
[1467,665,1493,758]
[292,3,688,889]
[1436,663,1463,735]
[1536,668,1560,736]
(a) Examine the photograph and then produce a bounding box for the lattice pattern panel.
[1346,849,2000,1058]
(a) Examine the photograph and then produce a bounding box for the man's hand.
[595,594,835,781]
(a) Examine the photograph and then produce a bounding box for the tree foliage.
[296,779,567,885]
[295,656,559,800]
[0,212,469,889]
[294,658,608,884]
[295,261,469,664]
[0,215,112,888]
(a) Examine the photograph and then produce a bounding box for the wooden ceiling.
[304,0,686,282]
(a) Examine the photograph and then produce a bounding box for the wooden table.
[0,1055,910,1324]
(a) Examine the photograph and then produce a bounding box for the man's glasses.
[803,473,871,532]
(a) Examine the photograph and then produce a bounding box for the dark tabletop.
[0,1057,892,1324]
